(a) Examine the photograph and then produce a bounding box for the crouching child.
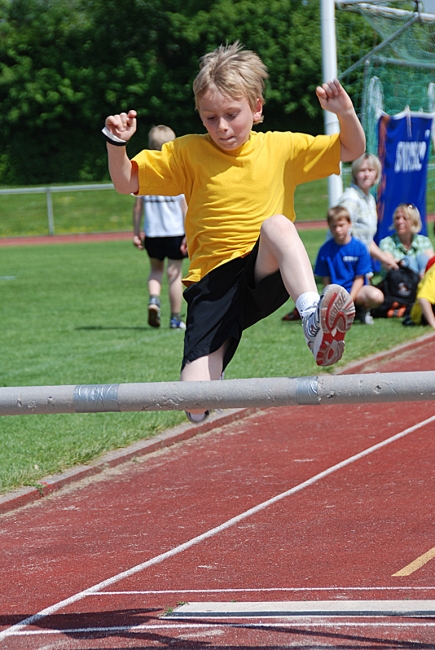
[314,206,384,325]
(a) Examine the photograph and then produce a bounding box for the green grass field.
[1,230,433,495]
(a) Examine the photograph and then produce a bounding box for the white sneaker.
[185,410,210,424]
[362,311,374,325]
[148,297,161,328]
[170,316,186,330]
[302,284,355,367]
[184,374,224,424]
[356,308,374,325]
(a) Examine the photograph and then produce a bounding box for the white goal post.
[321,0,343,206]
[322,0,435,208]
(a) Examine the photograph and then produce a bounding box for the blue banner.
[376,110,433,243]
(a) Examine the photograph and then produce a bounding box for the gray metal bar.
[336,0,414,7]
[371,55,435,71]
[0,371,434,417]
[0,183,117,237]
[0,184,114,196]
[338,11,419,80]
[46,188,54,235]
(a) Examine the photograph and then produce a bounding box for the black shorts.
[182,239,289,371]
[144,235,186,261]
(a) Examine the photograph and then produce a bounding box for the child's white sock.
[296,291,320,318]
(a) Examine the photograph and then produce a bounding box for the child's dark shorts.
[144,235,186,261]
[182,239,289,371]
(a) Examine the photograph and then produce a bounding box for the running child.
[132,125,188,330]
[102,41,366,422]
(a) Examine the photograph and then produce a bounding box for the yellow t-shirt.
[410,264,435,324]
[132,130,340,283]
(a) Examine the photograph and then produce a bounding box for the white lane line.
[96,586,435,595]
[2,413,434,641]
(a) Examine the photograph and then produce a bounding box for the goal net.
[336,0,435,190]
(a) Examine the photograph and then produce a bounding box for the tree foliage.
[0,0,369,185]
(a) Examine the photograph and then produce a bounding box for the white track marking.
[96,586,435,595]
[1,413,435,641]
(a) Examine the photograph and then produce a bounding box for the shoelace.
[303,307,320,338]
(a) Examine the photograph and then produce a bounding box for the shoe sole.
[148,305,161,328]
[185,410,210,424]
[314,285,355,367]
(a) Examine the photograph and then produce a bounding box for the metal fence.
[0,183,115,235]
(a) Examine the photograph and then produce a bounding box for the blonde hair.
[148,125,176,151]
[193,41,268,124]
[327,205,351,226]
[393,203,422,234]
[351,153,382,185]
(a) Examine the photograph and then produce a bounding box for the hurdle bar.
[0,371,435,416]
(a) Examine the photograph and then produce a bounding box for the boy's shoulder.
[172,133,208,149]
[348,235,369,253]
[318,236,340,256]
[139,133,206,159]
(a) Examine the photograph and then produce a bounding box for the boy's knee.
[260,214,295,241]
[372,287,384,307]
[362,285,384,308]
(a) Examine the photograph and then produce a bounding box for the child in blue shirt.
[314,206,384,324]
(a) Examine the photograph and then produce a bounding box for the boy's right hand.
[105,110,137,142]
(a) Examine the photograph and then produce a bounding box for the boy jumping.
[103,42,365,422]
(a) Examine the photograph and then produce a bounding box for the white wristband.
[102,126,127,146]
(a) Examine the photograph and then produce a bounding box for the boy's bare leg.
[256,215,354,366]
[355,285,384,310]
[181,344,226,382]
[148,258,164,327]
[181,343,227,417]
[354,285,384,325]
[166,258,184,315]
[255,215,317,298]
[148,258,164,297]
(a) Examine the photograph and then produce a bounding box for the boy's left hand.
[105,110,137,142]
[316,79,353,115]
[133,234,143,249]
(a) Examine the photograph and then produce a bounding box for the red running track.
[1,335,435,648]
